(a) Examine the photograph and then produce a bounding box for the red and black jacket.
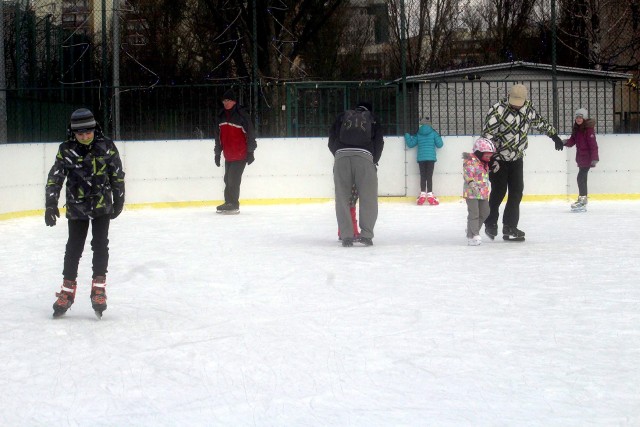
[213,104,257,162]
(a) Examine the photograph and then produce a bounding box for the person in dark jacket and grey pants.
[45,108,125,318]
[329,101,384,247]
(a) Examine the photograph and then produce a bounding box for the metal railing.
[2,78,638,143]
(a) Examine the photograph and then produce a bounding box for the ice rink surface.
[1,200,639,426]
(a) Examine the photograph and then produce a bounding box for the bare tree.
[192,0,345,135]
[119,0,192,84]
[194,0,345,81]
[387,0,467,75]
[302,3,374,80]
[557,0,640,71]
[477,0,538,62]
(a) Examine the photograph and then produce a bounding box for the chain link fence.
[1,0,638,143]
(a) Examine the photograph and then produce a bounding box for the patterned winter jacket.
[46,127,125,220]
[404,124,444,162]
[462,152,490,200]
[482,99,557,162]
[213,104,257,162]
[564,119,599,168]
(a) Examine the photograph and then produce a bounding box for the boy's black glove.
[246,152,255,165]
[551,134,564,151]
[214,154,221,167]
[111,202,124,219]
[45,206,59,227]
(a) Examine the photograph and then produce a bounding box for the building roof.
[402,61,631,82]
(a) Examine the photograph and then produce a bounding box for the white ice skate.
[571,196,587,212]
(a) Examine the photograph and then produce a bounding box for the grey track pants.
[333,151,378,239]
[466,198,490,238]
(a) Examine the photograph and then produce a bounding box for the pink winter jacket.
[462,152,490,200]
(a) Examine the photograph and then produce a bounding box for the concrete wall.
[1,134,638,216]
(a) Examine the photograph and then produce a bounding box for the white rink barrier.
[1,134,639,217]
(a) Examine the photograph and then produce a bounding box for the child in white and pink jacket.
[463,138,496,246]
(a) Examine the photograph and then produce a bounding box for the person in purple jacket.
[564,108,599,212]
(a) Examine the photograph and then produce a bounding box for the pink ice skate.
[427,192,439,205]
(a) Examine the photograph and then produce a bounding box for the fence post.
[551,0,559,127]
[399,0,407,134]
[252,0,258,133]
[113,0,120,140]
[101,0,108,132]
[0,0,7,143]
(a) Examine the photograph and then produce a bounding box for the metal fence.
[4,79,640,143]
[413,79,636,136]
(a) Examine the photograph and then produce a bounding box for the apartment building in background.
[61,0,95,36]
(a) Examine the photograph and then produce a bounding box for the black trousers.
[485,158,524,228]
[418,161,435,192]
[63,215,110,280]
[223,160,247,208]
[577,167,590,196]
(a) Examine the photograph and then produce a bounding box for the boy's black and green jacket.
[46,127,125,220]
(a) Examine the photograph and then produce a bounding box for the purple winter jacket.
[564,119,599,168]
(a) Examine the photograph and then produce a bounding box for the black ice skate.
[503,225,525,242]
[357,237,374,246]
[53,279,77,318]
[216,203,240,215]
[484,224,498,240]
[342,237,354,247]
[91,276,107,319]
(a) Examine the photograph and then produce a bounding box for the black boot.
[503,225,525,241]
[484,223,498,240]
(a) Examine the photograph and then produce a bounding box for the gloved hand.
[489,158,500,173]
[591,160,598,167]
[551,134,564,151]
[215,154,221,167]
[45,206,59,227]
[246,152,255,165]
[111,201,124,219]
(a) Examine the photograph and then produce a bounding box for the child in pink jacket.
[463,138,495,246]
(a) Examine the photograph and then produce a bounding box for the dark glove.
[246,152,255,165]
[45,206,59,227]
[215,154,221,167]
[111,202,123,220]
[489,158,500,173]
[551,134,564,151]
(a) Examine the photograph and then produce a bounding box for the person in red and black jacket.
[213,89,257,214]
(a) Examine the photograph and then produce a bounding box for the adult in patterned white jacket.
[481,84,564,241]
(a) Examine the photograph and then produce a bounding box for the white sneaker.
[468,235,482,246]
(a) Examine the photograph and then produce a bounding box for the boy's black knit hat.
[70,108,96,131]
